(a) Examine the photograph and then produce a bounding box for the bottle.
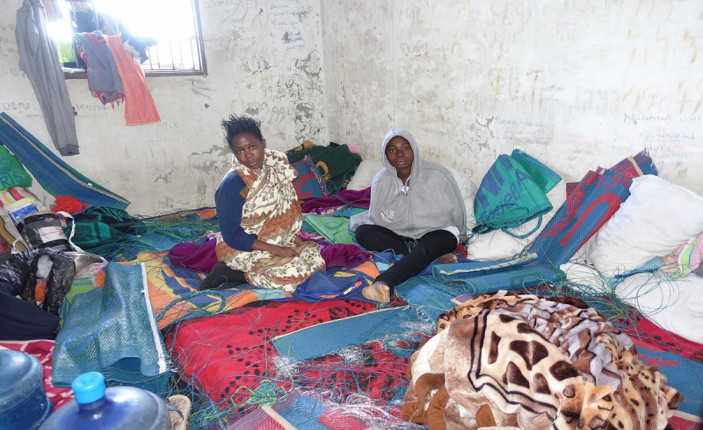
[39,372,171,430]
[0,349,53,430]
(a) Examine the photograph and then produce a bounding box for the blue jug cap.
[71,372,106,404]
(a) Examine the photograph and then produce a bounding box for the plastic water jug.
[0,349,53,430]
[39,372,171,430]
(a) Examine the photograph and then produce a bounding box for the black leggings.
[200,261,248,290]
[355,224,457,291]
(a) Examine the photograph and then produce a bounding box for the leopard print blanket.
[402,291,682,429]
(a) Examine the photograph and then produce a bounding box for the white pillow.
[465,180,566,261]
[615,272,703,344]
[585,175,703,276]
[346,160,384,191]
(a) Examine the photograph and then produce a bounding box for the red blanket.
[166,299,376,405]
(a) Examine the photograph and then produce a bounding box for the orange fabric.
[105,35,160,126]
[137,253,280,330]
[94,269,105,288]
[35,279,46,302]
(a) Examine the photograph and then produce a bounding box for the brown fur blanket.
[402,291,682,429]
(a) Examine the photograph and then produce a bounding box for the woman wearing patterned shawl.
[206,115,325,293]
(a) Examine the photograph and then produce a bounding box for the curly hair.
[221,115,263,149]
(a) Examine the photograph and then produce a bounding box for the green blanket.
[286,143,362,193]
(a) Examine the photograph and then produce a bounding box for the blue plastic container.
[39,372,171,430]
[0,349,54,430]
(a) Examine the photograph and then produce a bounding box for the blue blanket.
[0,113,130,209]
[272,306,428,362]
[431,263,566,296]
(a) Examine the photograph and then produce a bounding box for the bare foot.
[437,253,458,264]
[361,281,391,303]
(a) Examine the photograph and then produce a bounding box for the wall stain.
[294,102,316,142]
[154,168,177,184]
[191,145,230,157]
[282,31,303,45]
[296,8,312,22]
[284,79,303,100]
[245,106,261,116]
[294,50,321,79]
[196,178,208,198]
[190,79,213,99]
[157,195,176,212]
[189,145,231,173]
[231,29,243,42]
[475,115,495,138]
[295,102,314,120]
[243,54,272,74]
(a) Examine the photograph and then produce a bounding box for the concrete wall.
[1,0,702,215]
[1,0,328,215]
[322,0,703,192]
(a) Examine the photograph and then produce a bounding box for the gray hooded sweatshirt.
[358,128,466,240]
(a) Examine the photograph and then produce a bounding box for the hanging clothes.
[106,35,161,125]
[73,31,125,106]
[15,0,80,156]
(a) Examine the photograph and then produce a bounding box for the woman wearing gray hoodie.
[353,129,466,303]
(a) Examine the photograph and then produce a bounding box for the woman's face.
[385,136,414,171]
[231,133,266,169]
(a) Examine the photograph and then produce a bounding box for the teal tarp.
[473,149,560,234]
[53,263,168,389]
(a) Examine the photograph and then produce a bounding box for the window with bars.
[47,0,207,77]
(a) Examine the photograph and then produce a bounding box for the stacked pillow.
[576,174,703,344]
[584,175,703,276]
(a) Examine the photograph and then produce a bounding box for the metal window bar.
[143,38,199,72]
